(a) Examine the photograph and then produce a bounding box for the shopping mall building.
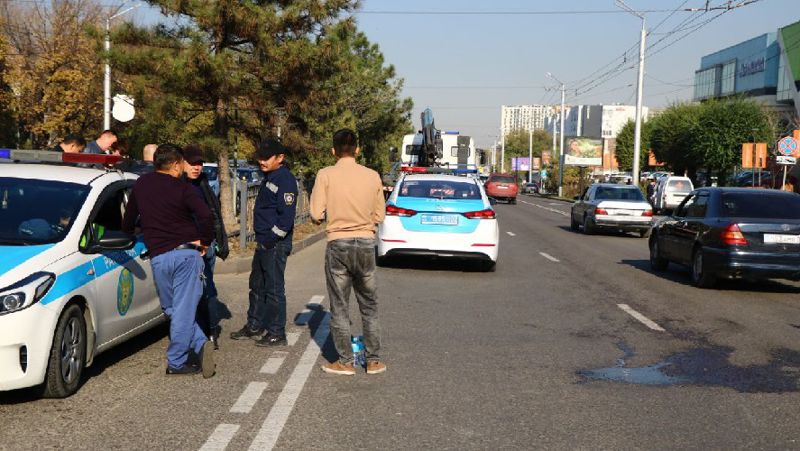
[694,19,800,121]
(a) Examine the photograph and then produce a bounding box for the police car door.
[82,180,160,351]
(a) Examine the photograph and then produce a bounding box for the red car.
[484,173,518,204]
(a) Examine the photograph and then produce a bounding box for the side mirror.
[489,198,497,206]
[88,230,136,253]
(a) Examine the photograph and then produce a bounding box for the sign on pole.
[777,136,798,156]
[776,155,796,165]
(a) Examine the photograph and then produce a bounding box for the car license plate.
[611,210,633,216]
[764,234,800,244]
[420,214,458,226]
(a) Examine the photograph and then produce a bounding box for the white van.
[653,176,693,213]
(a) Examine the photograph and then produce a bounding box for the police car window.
[399,180,481,199]
[0,177,90,245]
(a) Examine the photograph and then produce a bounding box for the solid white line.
[539,252,560,262]
[230,382,269,414]
[199,424,240,451]
[248,314,331,451]
[286,332,300,346]
[260,352,288,374]
[532,203,570,217]
[506,231,516,236]
[519,200,532,205]
[617,304,666,332]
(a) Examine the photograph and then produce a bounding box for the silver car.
[570,184,654,238]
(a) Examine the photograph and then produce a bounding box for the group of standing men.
[121,128,386,377]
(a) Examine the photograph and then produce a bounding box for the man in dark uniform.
[182,144,230,349]
[51,134,86,153]
[230,138,297,347]
[122,144,216,377]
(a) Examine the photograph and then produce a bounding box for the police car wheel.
[41,304,86,398]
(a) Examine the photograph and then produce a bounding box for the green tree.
[501,128,551,174]
[0,21,17,147]
[649,102,703,175]
[614,119,652,172]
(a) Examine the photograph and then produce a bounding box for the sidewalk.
[216,229,327,275]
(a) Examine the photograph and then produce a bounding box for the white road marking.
[309,294,325,304]
[286,332,300,346]
[549,202,561,206]
[519,200,532,205]
[539,252,560,262]
[199,424,240,451]
[248,313,331,451]
[260,351,288,374]
[506,231,516,236]
[617,304,666,332]
[532,203,570,217]
[230,382,269,414]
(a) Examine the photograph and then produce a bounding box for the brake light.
[722,223,748,246]
[386,204,417,217]
[642,210,653,217]
[462,208,496,219]
[400,166,429,173]
[595,208,609,215]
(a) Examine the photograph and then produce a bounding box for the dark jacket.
[184,172,229,260]
[254,164,297,247]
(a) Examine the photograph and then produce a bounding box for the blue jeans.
[151,249,207,369]
[325,238,381,364]
[247,241,292,335]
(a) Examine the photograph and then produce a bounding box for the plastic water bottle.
[351,335,365,369]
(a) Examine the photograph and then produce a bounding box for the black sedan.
[649,187,800,288]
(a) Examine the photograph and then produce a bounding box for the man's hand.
[191,240,208,256]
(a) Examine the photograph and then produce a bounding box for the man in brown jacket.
[310,128,387,375]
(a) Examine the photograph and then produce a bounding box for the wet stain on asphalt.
[578,342,800,393]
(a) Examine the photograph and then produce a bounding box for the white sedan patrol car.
[377,168,499,271]
[0,150,164,397]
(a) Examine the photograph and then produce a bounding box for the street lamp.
[617,0,646,186]
[546,72,566,197]
[104,3,142,130]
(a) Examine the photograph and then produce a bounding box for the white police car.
[377,168,499,271]
[0,150,164,397]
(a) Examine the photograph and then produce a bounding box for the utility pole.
[547,73,566,197]
[104,4,141,130]
[528,128,533,183]
[617,0,645,187]
[501,127,506,173]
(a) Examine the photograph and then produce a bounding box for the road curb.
[216,230,327,275]
[538,195,574,203]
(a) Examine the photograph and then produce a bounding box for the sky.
[126,0,797,147]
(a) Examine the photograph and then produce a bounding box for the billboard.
[564,137,602,166]
[511,157,530,171]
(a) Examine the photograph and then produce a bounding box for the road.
[3,195,800,450]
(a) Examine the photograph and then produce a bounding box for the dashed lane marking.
[230,382,269,414]
[617,304,666,332]
[260,351,288,374]
[530,202,570,217]
[506,231,516,236]
[248,313,331,451]
[199,424,240,451]
[286,332,300,346]
[539,252,560,262]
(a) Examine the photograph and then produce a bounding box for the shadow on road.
[378,256,490,273]
[558,225,648,239]
[620,258,800,293]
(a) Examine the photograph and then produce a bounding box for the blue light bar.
[443,131,460,135]
[452,168,478,174]
[0,149,10,159]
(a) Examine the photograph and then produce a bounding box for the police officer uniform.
[231,139,297,346]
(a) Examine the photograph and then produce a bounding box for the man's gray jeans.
[325,237,381,364]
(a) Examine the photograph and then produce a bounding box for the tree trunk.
[215,97,237,233]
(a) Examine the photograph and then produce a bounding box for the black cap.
[182,145,204,164]
[255,138,288,160]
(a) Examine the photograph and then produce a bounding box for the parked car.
[652,176,693,214]
[202,163,220,196]
[570,183,653,237]
[522,182,539,195]
[484,173,518,204]
[649,187,800,288]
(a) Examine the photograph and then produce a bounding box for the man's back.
[312,158,385,241]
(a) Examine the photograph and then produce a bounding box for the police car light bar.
[400,166,478,175]
[0,149,122,166]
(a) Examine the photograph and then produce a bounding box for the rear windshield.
[721,192,800,219]
[666,179,692,193]
[594,186,645,201]
[399,180,482,200]
[490,176,515,184]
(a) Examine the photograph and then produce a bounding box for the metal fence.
[236,178,311,249]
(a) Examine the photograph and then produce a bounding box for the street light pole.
[547,72,566,197]
[104,4,141,130]
[528,128,533,183]
[501,127,506,173]
[618,0,646,187]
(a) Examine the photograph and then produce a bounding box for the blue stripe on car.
[0,244,56,279]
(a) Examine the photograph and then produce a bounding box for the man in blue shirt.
[230,138,298,347]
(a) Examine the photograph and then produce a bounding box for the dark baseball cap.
[255,138,288,160]
[182,145,204,165]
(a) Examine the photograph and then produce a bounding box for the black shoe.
[166,364,201,375]
[230,325,264,340]
[255,333,287,347]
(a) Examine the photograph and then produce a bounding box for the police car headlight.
[0,272,56,315]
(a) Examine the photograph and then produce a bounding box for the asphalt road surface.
[3,195,800,450]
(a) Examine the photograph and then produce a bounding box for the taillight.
[642,210,653,217]
[595,208,609,215]
[386,204,417,217]
[463,209,496,219]
[722,223,748,246]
